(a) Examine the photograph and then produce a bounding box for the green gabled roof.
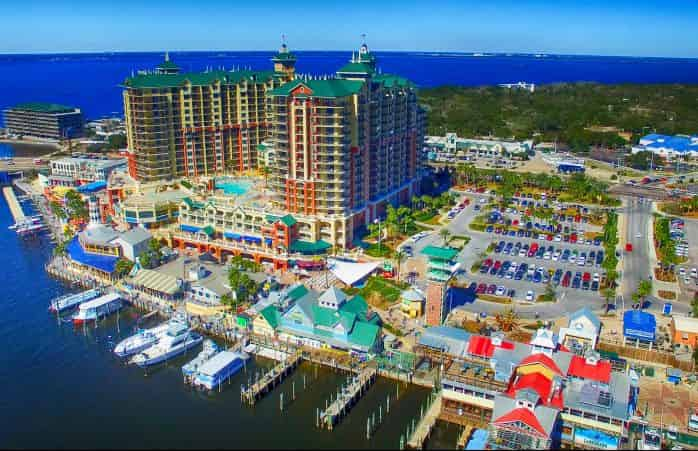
[341,295,369,318]
[10,102,77,113]
[349,321,380,348]
[267,78,365,98]
[123,69,276,89]
[259,305,280,329]
[272,52,297,61]
[312,305,340,328]
[201,225,215,236]
[279,214,297,227]
[265,214,281,224]
[286,284,309,301]
[337,62,375,75]
[182,197,205,209]
[421,245,459,260]
[157,60,180,70]
[373,73,416,89]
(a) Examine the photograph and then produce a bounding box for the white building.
[426,133,532,162]
[49,157,127,185]
[558,307,601,354]
[111,226,152,262]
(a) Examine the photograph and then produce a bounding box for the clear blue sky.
[3,0,697,57]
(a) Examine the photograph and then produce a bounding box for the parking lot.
[460,198,608,304]
[675,218,698,303]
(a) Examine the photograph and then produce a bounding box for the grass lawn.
[358,276,408,310]
[364,243,395,258]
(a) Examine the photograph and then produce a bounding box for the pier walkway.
[405,391,442,449]
[319,366,377,431]
[240,350,302,405]
[3,186,25,223]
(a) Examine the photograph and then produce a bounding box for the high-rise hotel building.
[266,43,425,247]
[122,50,296,182]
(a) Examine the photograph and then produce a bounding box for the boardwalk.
[319,366,377,431]
[405,392,442,449]
[240,350,303,405]
[3,186,26,223]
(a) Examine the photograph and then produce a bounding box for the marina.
[113,321,170,358]
[129,318,203,367]
[318,366,378,431]
[241,350,303,405]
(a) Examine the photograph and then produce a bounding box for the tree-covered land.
[419,83,698,152]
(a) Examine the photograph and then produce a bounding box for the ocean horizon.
[1,50,698,125]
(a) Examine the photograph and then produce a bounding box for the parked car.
[525,290,535,302]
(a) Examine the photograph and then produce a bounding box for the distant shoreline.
[0,140,59,157]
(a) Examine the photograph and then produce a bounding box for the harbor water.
[0,195,463,449]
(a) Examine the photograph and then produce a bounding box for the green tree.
[439,228,451,245]
[394,249,407,282]
[53,240,68,256]
[601,288,616,312]
[107,133,127,150]
[50,201,67,221]
[114,258,134,277]
[64,190,89,221]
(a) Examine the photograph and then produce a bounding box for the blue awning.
[66,236,118,274]
[180,224,200,233]
[264,237,273,246]
[224,232,242,240]
[243,235,261,244]
[76,180,107,193]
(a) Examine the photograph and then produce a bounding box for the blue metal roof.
[642,134,698,154]
[76,180,107,193]
[623,310,656,342]
[66,236,118,273]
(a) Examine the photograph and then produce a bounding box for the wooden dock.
[405,391,442,449]
[3,186,26,223]
[240,350,302,405]
[319,366,377,431]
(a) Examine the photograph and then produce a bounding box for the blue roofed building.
[632,134,698,160]
[622,310,657,349]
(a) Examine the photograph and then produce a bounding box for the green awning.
[201,225,215,236]
[421,245,458,260]
[289,239,331,254]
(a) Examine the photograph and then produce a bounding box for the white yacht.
[113,322,170,358]
[182,339,220,380]
[130,319,202,367]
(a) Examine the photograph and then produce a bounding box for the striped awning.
[131,269,181,296]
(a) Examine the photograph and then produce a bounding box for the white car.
[525,290,535,302]
[691,268,697,278]
[479,198,487,204]
[635,232,642,238]
[592,273,600,282]
[679,268,686,276]
[543,252,551,260]
[554,234,562,242]
[496,286,506,296]
[552,251,560,261]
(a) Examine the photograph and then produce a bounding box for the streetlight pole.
[374,218,382,254]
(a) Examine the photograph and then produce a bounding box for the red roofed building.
[567,353,611,384]
[493,407,549,437]
[506,373,564,409]
[517,353,563,378]
[467,335,495,358]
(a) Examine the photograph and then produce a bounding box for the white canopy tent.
[327,258,380,286]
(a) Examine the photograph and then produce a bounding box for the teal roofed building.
[252,285,382,354]
[422,245,461,282]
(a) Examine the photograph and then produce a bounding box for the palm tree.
[495,309,519,332]
[439,228,451,246]
[394,249,407,282]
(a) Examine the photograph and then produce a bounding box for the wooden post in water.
[366,417,370,440]
[280,392,283,411]
[292,380,295,401]
[387,394,390,414]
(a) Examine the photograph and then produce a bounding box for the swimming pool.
[215,178,252,196]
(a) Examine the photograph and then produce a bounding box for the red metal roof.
[493,407,548,437]
[567,355,612,384]
[518,353,562,375]
[467,335,494,358]
[499,340,515,350]
[507,373,564,409]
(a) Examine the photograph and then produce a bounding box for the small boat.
[49,288,101,313]
[193,351,247,391]
[72,293,122,325]
[113,322,170,358]
[130,318,202,367]
[182,339,220,380]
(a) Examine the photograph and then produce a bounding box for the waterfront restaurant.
[127,268,183,304]
[415,326,636,450]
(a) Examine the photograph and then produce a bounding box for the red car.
[570,234,578,244]
[583,272,591,282]
[493,261,502,271]
[546,234,553,241]
[484,258,493,267]
[487,284,497,294]
[561,274,571,287]
[625,243,633,252]
[476,283,487,294]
